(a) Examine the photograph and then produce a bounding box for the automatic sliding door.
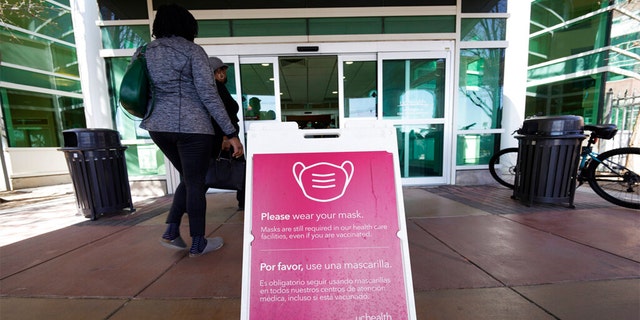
[239,57,279,131]
[339,54,378,125]
[279,56,338,129]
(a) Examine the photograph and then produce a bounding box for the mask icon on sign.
[293,161,354,202]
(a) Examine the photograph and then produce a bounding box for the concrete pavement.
[0,184,638,319]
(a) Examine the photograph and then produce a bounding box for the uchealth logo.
[293,161,354,202]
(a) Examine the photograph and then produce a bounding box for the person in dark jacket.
[210,57,246,209]
[134,4,243,257]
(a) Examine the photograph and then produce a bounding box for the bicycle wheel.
[488,148,518,189]
[586,147,640,209]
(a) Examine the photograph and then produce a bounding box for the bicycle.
[489,124,640,209]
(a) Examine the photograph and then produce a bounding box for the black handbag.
[119,45,153,118]
[205,150,246,190]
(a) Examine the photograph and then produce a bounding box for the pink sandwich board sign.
[240,122,416,320]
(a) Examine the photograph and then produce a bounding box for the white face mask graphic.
[293,161,354,202]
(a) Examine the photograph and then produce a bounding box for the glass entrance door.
[279,56,339,129]
[378,51,453,184]
[234,44,453,185]
[239,57,279,130]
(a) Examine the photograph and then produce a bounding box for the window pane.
[384,16,455,34]
[152,0,455,10]
[609,49,640,73]
[531,0,605,28]
[609,100,639,134]
[611,7,640,56]
[526,76,599,122]
[1,1,74,41]
[309,18,382,35]
[241,63,276,121]
[461,18,506,41]
[208,60,242,122]
[124,144,166,176]
[98,0,148,20]
[396,124,444,177]
[462,0,507,13]
[224,63,238,97]
[456,133,500,165]
[232,19,306,37]
[106,57,165,177]
[1,89,85,147]
[529,13,608,65]
[100,26,150,50]
[51,43,80,76]
[0,66,81,92]
[382,59,445,119]
[105,57,150,140]
[279,56,338,128]
[458,48,504,130]
[528,51,607,81]
[58,96,86,130]
[343,61,377,118]
[199,20,232,37]
[201,16,457,38]
[1,31,77,74]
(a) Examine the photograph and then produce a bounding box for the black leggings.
[150,131,214,237]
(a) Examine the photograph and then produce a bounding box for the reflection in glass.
[1,90,86,147]
[384,16,455,34]
[106,57,165,176]
[529,13,608,65]
[225,64,238,102]
[382,59,445,119]
[98,0,148,20]
[100,26,150,50]
[461,18,506,41]
[456,133,500,165]
[458,49,504,130]
[1,1,75,41]
[124,143,166,176]
[461,0,507,13]
[1,31,79,76]
[240,63,276,121]
[0,66,81,92]
[530,0,605,31]
[526,77,599,121]
[528,52,608,81]
[343,61,377,118]
[396,124,444,177]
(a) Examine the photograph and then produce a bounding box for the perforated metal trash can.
[59,129,135,220]
[512,116,587,207]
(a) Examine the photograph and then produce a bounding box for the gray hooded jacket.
[137,36,237,137]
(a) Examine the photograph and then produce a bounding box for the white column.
[502,1,532,148]
[70,0,113,129]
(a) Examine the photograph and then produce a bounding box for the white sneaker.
[160,236,187,250]
[189,237,224,257]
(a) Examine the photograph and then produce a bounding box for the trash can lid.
[517,115,584,136]
[62,128,122,149]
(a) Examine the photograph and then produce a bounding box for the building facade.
[0,1,637,194]
[527,0,640,149]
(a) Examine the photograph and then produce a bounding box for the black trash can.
[59,129,135,220]
[512,115,587,207]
